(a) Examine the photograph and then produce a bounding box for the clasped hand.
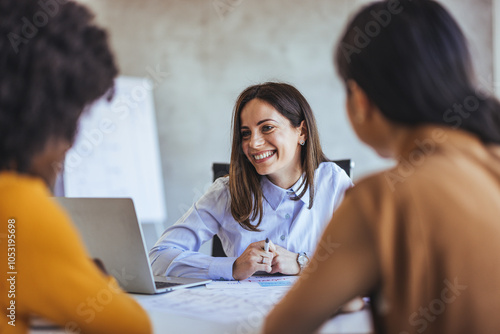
[232,240,300,280]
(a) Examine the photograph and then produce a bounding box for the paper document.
[135,274,373,333]
[139,287,289,323]
[206,275,298,289]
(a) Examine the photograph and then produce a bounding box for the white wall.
[495,0,500,94]
[77,0,493,250]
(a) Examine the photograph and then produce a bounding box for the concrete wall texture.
[78,0,493,246]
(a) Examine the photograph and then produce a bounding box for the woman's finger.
[256,262,273,273]
[268,240,277,253]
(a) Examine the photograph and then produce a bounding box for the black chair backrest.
[210,159,352,257]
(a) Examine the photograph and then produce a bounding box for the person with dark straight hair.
[264,1,500,333]
[229,83,329,232]
[150,82,353,281]
[0,1,151,333]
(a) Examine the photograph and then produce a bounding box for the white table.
[29,287,373,334]
[132,287,373,334]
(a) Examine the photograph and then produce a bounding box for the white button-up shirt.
[149,162,353,280]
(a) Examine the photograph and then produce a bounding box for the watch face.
[298,254,306,265]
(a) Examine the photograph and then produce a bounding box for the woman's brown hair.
[229,82,328,231]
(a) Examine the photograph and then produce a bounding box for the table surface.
[29,286,373,334]
[132,287,374,334]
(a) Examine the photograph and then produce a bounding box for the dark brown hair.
[229,82,328,231]
[0,0,117,172]
[335,0,500,143]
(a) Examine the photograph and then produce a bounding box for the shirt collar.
[261,175,310,211]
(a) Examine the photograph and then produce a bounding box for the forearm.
[264,193,380,334]
[263,258,347,334]
[150,246,236,280]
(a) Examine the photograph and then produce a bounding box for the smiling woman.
[150,82,353,281]
[229,83,327,233]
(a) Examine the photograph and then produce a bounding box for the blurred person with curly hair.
[0,1,151,333]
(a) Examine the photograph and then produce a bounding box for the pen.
[264,237,270,252]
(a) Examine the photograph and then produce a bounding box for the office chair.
[210,159,354,257]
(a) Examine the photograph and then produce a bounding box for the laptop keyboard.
[155,281,183,289]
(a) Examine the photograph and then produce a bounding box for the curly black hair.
[0,0,118,172]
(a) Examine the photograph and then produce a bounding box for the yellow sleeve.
[13,184,152,333]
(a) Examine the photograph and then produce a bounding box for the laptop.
[55,197,211,294]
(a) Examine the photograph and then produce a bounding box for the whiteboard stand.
[61,76,168,243]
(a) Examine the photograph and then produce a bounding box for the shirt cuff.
[208,256,237,280]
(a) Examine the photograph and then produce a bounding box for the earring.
[299,140,305,146]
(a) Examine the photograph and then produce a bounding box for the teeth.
[254,151,274,160]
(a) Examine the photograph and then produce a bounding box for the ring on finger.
[261,256,266,264]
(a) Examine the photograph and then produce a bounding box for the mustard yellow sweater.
[0,172,152,333]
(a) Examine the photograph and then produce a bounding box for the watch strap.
[297,252,309,272]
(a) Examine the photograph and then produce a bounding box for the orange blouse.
[265,126,500,334]
[0,172,152,334]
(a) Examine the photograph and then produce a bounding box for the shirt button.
[280,235,286,241]
[285,214,290,219]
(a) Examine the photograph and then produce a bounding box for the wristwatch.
[297,252,309,273]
